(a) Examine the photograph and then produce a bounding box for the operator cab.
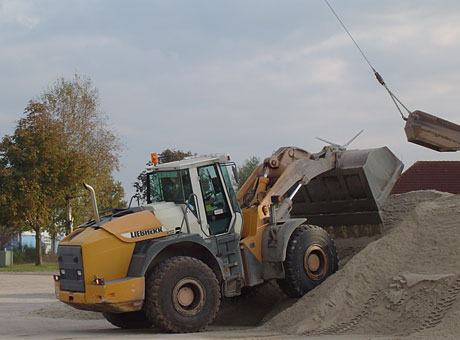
[146,154,242,238]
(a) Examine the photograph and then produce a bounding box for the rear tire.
[143,256,220,333]
[103,311,151,329]
[277,225,338,298]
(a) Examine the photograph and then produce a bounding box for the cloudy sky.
[1,0,460,199]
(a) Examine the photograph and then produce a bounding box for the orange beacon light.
[151,153,158,165]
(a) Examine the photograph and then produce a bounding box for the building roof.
[391,161,460,194]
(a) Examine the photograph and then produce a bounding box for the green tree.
[237,156,261,189]
[0,103,67,264]
[39,74,123,232]
[0,158,11,235]
[159,149,194,163]
[0,75,124,264]
[133,149,194,204]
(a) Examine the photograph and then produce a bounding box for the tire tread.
[103,311,151,329]
[278,225,338,298]
[143,256,220,333]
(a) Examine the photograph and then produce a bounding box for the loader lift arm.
[236,144,403,245]
[237,146,336,225]
[235,146,341,288]
[237,147,335,208]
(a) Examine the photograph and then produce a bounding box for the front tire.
[103,311,151,329]
[143,256,220,333]
[277,225,338,298]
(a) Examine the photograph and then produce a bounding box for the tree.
[133,149,194,204]
[159,149,194,163]
[95,175,126,212]
[39,74,123,232]
[0,75,124,264]
[0,157,19,250]
[0,226,17,250]
[237,156,261,189]
[0,103,67,264]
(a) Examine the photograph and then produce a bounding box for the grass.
[0,262,58,272]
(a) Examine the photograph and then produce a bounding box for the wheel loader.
[54,145,403,332]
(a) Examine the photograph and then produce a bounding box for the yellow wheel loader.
[54,145,402,333]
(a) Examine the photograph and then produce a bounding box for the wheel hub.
[307,253,321,272]
[177,286,194,307]
[172,278,206,317]
[304,245,328,280]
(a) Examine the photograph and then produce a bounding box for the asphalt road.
[0,272,289,340]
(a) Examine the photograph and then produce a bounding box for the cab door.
[197,164,233,235]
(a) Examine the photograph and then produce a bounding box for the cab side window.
[148,170,196,213]
[198,165,232,235]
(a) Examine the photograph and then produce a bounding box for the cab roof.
[147,154,229,172]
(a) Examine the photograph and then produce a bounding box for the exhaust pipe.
[83,183,100,224]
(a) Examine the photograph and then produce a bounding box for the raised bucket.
[290,147,403,227]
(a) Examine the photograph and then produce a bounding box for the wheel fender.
[261,218,306,280]
[262,218,306,263]
[127,233,225,281]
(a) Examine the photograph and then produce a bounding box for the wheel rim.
[172,278,206,317]
[303,245,328,280]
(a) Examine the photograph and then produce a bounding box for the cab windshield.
[147,170,193,205]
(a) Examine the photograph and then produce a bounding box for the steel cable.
[323,0,411,120]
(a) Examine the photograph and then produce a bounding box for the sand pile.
[265,192,460,338]
[335,190,452,268]
[381,190,452,230]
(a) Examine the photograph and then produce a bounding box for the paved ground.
[0,272,287,340]
[0,272,388,340]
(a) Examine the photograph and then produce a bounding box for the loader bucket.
[404,110,460,152]
[290,147,403,227]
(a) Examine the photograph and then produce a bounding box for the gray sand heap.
[264,191,460,339]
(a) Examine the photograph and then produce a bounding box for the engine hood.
[100,210,170,243]
[77,202,188,243]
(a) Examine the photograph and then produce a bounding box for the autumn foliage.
[0,75,124,265]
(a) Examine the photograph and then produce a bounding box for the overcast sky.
[1,0,460,200]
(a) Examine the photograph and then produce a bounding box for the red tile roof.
[391,161,460,194]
